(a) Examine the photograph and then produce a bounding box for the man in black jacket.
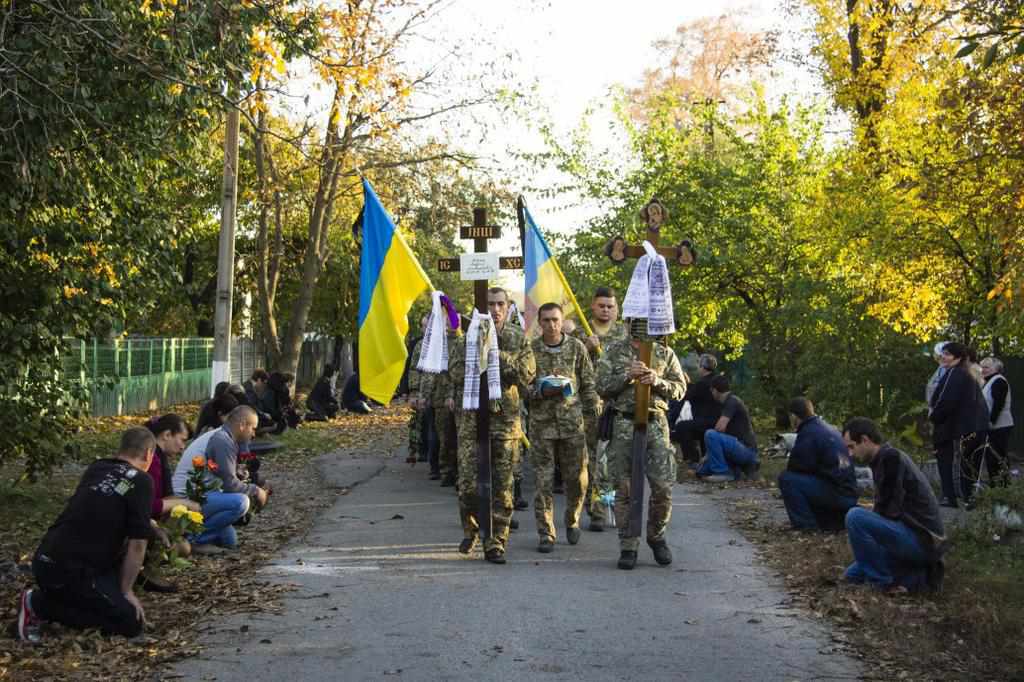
[842,418,946,593]
[777,397,858,531]
[669,353,721,475]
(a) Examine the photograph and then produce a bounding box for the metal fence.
[62,337,335,417]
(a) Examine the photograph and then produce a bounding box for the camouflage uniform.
[407,338,425,459]
[528,334,598,542]
[449,322,536,554]
[572,321,629,521]
[595,338,686,552]
[419,329,459,480]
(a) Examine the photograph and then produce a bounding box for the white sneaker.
[17,589,42,644]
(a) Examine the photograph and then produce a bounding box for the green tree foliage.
[0,1,311,476]
[552,93,932,423]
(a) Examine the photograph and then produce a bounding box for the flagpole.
[520,199,597,344]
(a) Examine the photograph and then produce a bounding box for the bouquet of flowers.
[160,505,206,568]
[185,455,222,505]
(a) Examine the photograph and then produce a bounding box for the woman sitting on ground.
[141,414,202,593]
[195,393,239,436]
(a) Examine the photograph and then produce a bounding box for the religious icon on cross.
[604,198,697,267]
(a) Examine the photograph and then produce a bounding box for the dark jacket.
[929,365,989,445]
[307,376,337,409]
[685,372,721,421]
[871,444,945,558]
[668,372,721,425]
[787,416,858,498]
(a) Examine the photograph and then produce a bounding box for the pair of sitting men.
[777,400,946,593]
[15,406,271,643]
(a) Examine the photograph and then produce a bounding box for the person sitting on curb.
[172,406,269,554]
[140,414,202,593]
[841,417,946,593]
[697,375,759,482]
[777,397,858,532]
[16,428,160,644]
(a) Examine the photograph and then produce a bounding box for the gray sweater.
[172,427,257,497]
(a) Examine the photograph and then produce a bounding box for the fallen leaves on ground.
[0,402,411,681]
[715,484,1022,681]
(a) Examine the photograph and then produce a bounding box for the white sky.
[394,0,819,291]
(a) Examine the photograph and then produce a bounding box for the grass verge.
[702,458,1024,679]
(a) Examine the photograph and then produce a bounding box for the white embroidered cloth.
[621,240,676,336]
[417,291,448,374]
[462,310,501,410]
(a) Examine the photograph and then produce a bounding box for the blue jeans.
[778,471,857,531]
[844,507,929,588]
[194,491,250,547]
[700,430,758,478]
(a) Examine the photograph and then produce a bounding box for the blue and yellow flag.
[358,179,432,404]
[523,204,592,338]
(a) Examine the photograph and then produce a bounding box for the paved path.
[171,454,863,681]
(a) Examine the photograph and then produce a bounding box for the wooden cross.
[436,207,522,544]
[605,197,695,539]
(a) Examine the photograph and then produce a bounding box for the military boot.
[648,539,673,566]
[513,479,528,510]
[617,550,637,570]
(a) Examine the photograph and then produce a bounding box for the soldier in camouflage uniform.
[449,288,536,564]
[406,315,431,465]
[420,325,460,486]
[528,303,598,552]
[571,287,629,531]
[595,320,686,569]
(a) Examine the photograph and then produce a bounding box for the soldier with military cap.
[528,302,599,553]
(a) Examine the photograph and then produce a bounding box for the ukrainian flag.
[358,179,432,405]
[523,204,590,336]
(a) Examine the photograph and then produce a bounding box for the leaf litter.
[0,403,409,681]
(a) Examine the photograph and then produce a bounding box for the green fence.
[63,339,216,416]
[61,337,337,417]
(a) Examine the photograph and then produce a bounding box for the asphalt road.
[171,453,863,681]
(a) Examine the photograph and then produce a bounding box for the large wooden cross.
[436,208,522,543]
[605,198,695,539]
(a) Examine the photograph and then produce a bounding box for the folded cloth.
[462,310,501,410]
[417,291,449,374]
[538,375,574,398]
[621,240,675,336]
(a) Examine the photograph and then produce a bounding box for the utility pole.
[212,107,240,393]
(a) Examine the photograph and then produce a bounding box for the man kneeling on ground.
[842,418,946,593]
[698,375,759,481]
[172,406,270,553]
[16,427,159,643]
[777,397,858,531]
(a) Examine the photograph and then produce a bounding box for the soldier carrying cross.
[595,198,691,570]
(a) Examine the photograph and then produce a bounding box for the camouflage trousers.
[529,435,589,541]
[433,405,457,477]
[407,407,423,458]
[585,420,607,522]
[456,413,520,553]
[607,412,676,552]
